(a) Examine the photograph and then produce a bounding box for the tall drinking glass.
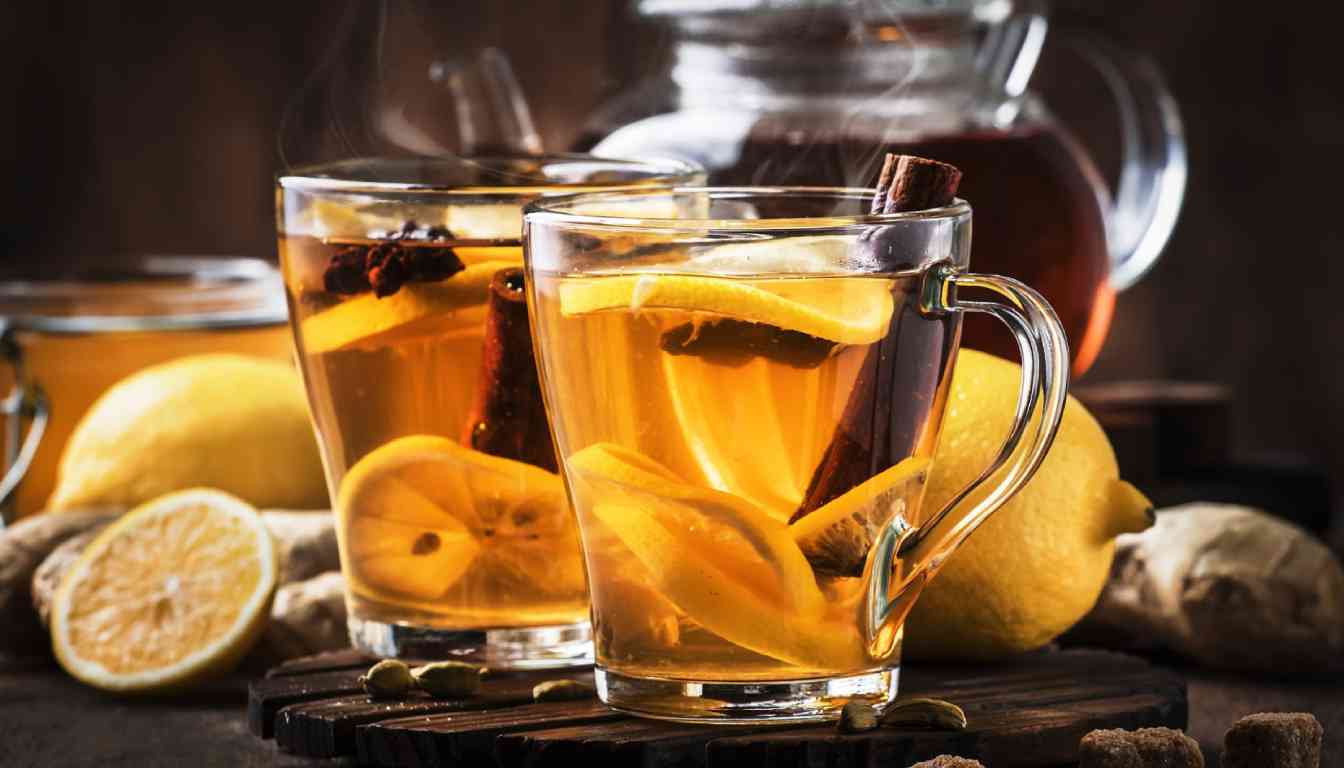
[525,187,1069,718]
[277,155,703,666]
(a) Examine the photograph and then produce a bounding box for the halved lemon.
[302,260,513,354]
[790,456,931,577]
[557,273,894,345]
[338,436,584,611]
[567,443,867,669]
[50,489,277,693]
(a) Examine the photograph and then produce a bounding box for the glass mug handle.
[865,263,1070,649]
[0,325,50,528]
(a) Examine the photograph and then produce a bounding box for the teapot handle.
[1060,37,1187,290]
[0,325,50,528]
[978,6,1187,290]
[865,264,1069,652]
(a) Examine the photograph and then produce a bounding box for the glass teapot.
[578,0,1186,374]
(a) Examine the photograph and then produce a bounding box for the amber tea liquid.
[531,268,959,680]
[281,234,588,633]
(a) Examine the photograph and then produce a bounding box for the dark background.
[4,2,1341,540]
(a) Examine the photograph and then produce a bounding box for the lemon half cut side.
[50,489,277,693]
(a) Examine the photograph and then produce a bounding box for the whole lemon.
[903,350,1153,660]
[49,354,327,512]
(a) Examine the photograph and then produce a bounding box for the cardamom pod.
[412,661,482,699]
[358,659,414,700]
[532,679,595,702]
[881,697,968,730]
[837,700,880,733]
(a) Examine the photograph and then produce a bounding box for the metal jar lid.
[0,256,288,335]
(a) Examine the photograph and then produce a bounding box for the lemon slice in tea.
[662,348,846,519]
[302,260,513,353]
[557,273,894,345]
[789,455,931,577]
[338,435,582,607]
[567,443,867,669]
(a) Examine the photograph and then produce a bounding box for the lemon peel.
[558,273,894,345]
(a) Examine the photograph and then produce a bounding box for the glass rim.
[524,186,971,232]
[276,153,705,196]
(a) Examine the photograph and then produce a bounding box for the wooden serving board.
[247,648,1186,766]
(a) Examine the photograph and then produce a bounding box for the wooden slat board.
[247,649,1186,766]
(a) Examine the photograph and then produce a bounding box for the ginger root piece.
[261,509,339,584]
[1223,712,1323,768]
[256,571,348,662]
[31,527,107,628]
[1076,503,1344,674]
[0,509,120,657]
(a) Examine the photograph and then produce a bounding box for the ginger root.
[261,509,338,584]
[31,527,106,629]
[256,571,348,662]
[1077,503,1344,674]
[0,509,120,657]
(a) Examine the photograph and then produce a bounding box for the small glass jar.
[0,257,291,522]
[579,0,1186,374]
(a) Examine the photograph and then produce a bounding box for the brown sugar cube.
[908,757,985,768]
[1223,712,1323,768]
[1131,727,1204,767]
[1079,729,1142,767]
[1079,727,1203,768]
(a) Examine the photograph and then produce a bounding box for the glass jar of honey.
[0,257,291,523]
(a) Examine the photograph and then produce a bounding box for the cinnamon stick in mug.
[461,267,559,472]
[792,154,961,521]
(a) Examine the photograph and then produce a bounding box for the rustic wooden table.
[2,655,1339,768]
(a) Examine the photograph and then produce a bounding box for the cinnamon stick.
[790,154,961,522]
[461,267,559,473]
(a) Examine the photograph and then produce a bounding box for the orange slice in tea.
[338,435,581,605]
[556,273,894,345]
[567,443,867,669]
[789,455,931,578]
[302,260,514,353]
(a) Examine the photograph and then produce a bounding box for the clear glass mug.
[276,154,704,666]
[0,258,291,525]
[524,187,1068,721]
